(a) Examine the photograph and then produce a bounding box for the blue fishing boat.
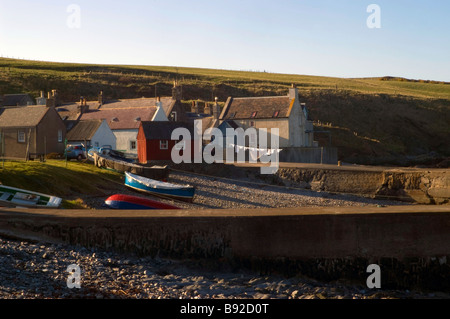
[124,171,195,202]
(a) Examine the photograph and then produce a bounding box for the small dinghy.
[124,171,195,202]
[104,194,180,210]
[0,185,62,208]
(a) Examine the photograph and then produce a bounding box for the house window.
[250,111,258,118]
[18,130,26,143]
[250,121,255,127]
[171,112,177,121]
[273,110,280,118]
[160,140,168,150]
[57,130,63,142]
[130,140,137,150]
[229,112,236,119]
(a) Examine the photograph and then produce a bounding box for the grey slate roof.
[66,120,103,141]
[140,121,196,140]
[80,107,157,130]
[0,106,49,128]
[1,94,34,107]
[220,96,293,120]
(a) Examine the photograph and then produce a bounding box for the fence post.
[321,147,324,164]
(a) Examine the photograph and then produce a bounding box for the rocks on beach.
[0,236,446,300]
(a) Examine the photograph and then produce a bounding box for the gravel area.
[1,236,447,300]
[87,170,410,210]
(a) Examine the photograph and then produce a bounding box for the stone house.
[0,106,66,159]
[218,85,314,148]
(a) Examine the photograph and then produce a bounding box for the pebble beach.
[1,236,447,300]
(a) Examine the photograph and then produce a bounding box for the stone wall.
[275,167,450,204]
[1,205,449,291]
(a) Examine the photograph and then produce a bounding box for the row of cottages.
[0,84,191,160]
[0,90,118,160]
[55,84,188,154]
[135,85,321,164]
[136,96,222,164]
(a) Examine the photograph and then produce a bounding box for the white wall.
[113,129,138,154]
[288,99,314,147]
[233,118,290,148]
[91,120,117,149]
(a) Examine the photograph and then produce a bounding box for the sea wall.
[1,206,449,291]
[275,167,450,205]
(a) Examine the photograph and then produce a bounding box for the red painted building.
[137,121,196,164]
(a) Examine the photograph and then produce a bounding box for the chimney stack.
[288,83,299,100]
[36,91,47,105]
[46,94,56,108]
[98,91,104,106]
[213,97,221,120]
[156,96,162,108]
[172,81,182,101]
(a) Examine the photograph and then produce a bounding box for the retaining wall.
[275,166,450,205]
[1,205,450,291]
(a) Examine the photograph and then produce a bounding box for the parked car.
[65,144,86,161]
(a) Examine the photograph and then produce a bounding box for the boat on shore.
[0,185,62,208]
[92,152,169,180]
[125,171,195,202]
[104,194,181,210]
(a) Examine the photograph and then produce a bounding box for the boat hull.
[104,194,180,210]
[0,185,62,208]
[124,172,195,202]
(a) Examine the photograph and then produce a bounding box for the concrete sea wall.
[1,205,449,291]
[275,166,450,205]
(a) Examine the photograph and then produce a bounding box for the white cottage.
[218,85,314,148]
[65,119,116,150]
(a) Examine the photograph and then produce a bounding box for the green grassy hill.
[0,160,123,209]
[1,58,449,166]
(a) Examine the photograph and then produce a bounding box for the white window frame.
[130,140,137,150]
[57,129,63,143]
[18,130,26,143]
[171,111,177,121]
[160,140,168,150]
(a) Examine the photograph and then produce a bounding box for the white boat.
[0,185,62,208]
[125,171,195,202]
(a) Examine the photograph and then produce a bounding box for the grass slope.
[0,58,449,166]
[0,160,123,209]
